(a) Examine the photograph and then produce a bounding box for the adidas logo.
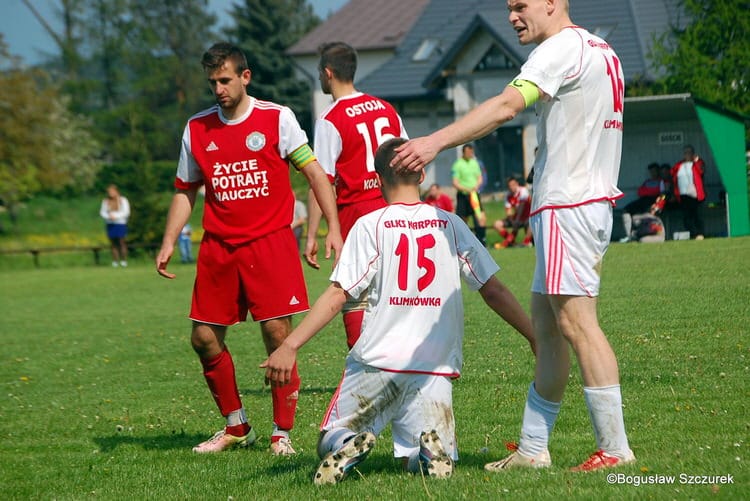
[206,141,219,151]
[289,296,300,306]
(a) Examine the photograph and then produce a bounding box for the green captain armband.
[508,79,540,107]
[289,144,316,170]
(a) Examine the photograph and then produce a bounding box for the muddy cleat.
[419,430,454,478]
[192,428,256,453]
[270,437,296,456]
[570,449,635,472]
[313,431,376,485]
[484,449,551,471]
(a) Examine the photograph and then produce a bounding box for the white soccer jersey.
[518,27,624,215]
[330,203,499,376]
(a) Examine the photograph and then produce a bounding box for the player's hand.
[260,344,297,387]
[304,237,320,269]
[156,244,176,279]
[390,136,440,172]
[324,229,343,268]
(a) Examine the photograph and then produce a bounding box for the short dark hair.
[318,42,357,82]
[201,42,249,75]
[647,162,659,170]
[462,144,474,153]
[683,144,695,155]
[374,138,421,186]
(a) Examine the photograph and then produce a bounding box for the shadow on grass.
[94,431,208,452]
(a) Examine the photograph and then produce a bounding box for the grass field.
[1,234,748,500]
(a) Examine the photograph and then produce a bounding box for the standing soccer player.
[306,41,408,348]
[392,0,635,471]
[155,42,342,455]
[262,138,534,484]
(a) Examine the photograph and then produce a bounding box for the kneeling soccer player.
[261,138,535,484]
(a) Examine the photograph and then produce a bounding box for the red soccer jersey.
[506,186,531,221]
[175,98,309,245]
[314,92,407,207]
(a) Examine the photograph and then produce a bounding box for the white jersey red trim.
[330,203,499,376]
[518,27,624,215]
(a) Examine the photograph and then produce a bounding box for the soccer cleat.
[419,430,454,478]
[192,427,256,453]
[570,449,636,472]
[270,437,296,456]
[313,431,376,485]
[484,449,552,471]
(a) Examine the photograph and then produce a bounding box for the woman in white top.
[99,184,131,267]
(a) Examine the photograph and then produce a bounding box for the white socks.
[226,408,247,426]
[317,427,356,458]
[518,383,561,457]
[583,385,631,457]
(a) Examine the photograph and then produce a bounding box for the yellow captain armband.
[508,79,540,107]
[288,144,316,170]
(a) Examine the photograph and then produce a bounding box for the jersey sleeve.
[516,32,582,99]
[313,118,342,179]
[175,124,204,189]
[450,214,500,290]
[329,217,379,298]
[278,106,310,159]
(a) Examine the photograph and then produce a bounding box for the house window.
[475,44,516,71]
[413,38,440,62]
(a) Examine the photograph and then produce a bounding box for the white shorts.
[530,202,613,297]
[320,357,457,460]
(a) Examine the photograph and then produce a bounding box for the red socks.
[201,348,247,435]
[343,310,365,349]
[271,363,300,431]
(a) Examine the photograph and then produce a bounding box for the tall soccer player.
[155,42,342,455]
[305,41,408,349]
[261,138,535,484]
[392,0,635,471]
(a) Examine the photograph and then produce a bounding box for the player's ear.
[418,170,425,184]
[241,68,252,86]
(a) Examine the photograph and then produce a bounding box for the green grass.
[1,236,748,500]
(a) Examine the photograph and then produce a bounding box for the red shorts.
[190,227,309,325]
[339,197,387,239]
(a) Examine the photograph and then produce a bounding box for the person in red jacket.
[619,163,662,242]
[671,145,706,240]
[424,183,454,212]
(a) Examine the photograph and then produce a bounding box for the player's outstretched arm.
[391,85,529,172]
[260,282,349,386]
[479,276,536,355]
[156,189,197,279]
[302,160,343,267]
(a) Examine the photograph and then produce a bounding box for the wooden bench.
[0,243,159,268]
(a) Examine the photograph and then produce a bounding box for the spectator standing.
[178,223,193,263]
[99,184,130,268]
[671,145,706,240]
[292,196,308,250]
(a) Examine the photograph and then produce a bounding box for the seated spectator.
[424,183,454,212]
[619,163,662,243]
[493,175,532,249]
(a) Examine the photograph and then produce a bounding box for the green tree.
[0,38,101,229]
[649,0,750,118]
[228,0,320,133]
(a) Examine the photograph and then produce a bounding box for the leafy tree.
[0,38,101,229]
[228,0,320,133]
[649,0,750,119]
